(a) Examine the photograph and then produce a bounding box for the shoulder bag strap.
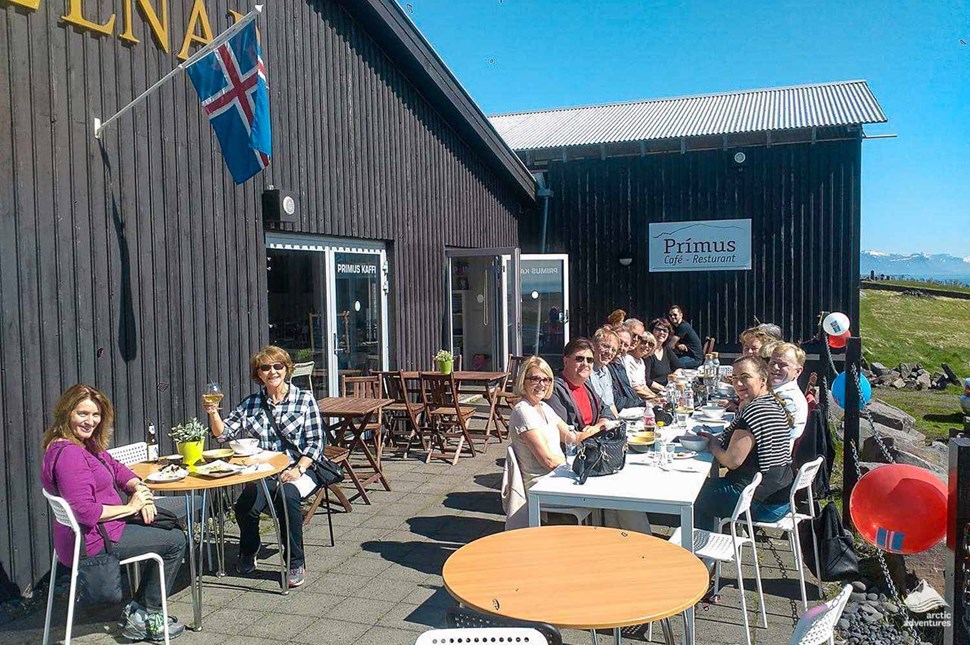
[261,398,303,462]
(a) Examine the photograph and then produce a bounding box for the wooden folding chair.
[340,375,385,465]
[303,445,363,514]
[419,372,477,465]
[377,370,427,458]
[494,354,526,434]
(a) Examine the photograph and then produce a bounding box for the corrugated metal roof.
[488,80,887,151]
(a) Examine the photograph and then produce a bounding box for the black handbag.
[262,400,345,487]
[125,505,181,531]
[799,501,859,581]
[48,446,124,607]
[572,426,627,485]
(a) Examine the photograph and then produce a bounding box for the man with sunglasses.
[608,328,643,410]
[620,319,657,400]
[547,337,616,434]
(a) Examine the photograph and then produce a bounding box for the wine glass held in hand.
[202,381,224,412]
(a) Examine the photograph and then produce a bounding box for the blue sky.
[400,0,969,257]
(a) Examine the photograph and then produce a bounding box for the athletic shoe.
[236,553,257,575]
[122,606,185,642]
[288,565,305,588]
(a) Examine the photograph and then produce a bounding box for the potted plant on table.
[170,418,208,466]
[435,349,455,375]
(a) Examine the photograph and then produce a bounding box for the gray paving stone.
[290,617,373,644]
[356,624,426,644]
[243,611,317,641]
[326,596,398,625]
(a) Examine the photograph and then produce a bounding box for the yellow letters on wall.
[119,0,169,53]
[62,0,116,36]
[176,0,212,60]
[3,0,41,11]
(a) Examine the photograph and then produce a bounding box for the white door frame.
[521,253,571,346]
[266,233,389,396]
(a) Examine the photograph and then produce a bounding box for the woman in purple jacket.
[41,385,186,642]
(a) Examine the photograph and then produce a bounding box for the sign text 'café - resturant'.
[648,219,752,272]
[5,0,248,61]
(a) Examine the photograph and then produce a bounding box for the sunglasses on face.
[525,376,552,384]
[258,363,286,373]
[571,355,595,364]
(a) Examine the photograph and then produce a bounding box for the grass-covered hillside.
[859,286,968,439]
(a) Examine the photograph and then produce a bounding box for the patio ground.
[2,430,830,644]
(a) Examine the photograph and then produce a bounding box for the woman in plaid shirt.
[204,345,326,588]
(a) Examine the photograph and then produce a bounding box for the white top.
[622,354,647,388]
[509,401,566,488]
[774,379,809,447]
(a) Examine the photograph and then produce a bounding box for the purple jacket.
[41,441,137,565]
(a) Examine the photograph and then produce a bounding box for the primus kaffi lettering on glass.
[648,219,752,272]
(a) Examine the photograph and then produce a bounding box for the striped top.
[722,394,794,503]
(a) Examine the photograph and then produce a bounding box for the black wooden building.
[0,0,534,591]
[490,81,888,346]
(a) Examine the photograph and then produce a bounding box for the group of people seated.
[41,345,328,641]
[506,309,813,539]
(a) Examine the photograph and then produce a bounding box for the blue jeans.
[694,477,790,532]
[677,355,703,369]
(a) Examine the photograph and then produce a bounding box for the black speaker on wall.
[262,187,297,230]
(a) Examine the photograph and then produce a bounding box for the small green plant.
[434,349,454,363]
[170,418,207,444]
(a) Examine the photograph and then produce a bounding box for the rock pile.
[866,361,959,391]
[838,580,930,645]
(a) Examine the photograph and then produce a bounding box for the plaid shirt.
[218,383,326,464]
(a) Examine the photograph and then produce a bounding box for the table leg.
[590,630,600,644]
[347,414,391,492]
[184,490,202,630]
[680,505,695,645]
[613,626,623,643]
[527,494,541,528]
[660,618,676,645]
[259,477,289,595]
[479,380,503,451]
[215,489,226,577]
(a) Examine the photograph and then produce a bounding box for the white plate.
[194,460,245,477]
[672,451,697,460]
[146,468,188,483]
[619,407,645,420]
[232,446,263,457]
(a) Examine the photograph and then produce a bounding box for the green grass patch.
[859,289,970,374]
[863,279,970,296]
[871,386,964,442]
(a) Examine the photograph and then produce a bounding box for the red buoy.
[850,464,947,554]
[827,330,849,349]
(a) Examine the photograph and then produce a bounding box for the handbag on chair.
[262,400,345,487]
[799,501,859,581]
[571,426,627,485]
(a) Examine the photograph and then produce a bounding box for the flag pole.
[93,4,263,139]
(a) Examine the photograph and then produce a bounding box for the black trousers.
[113,523,187,610]
[234,472,318,569]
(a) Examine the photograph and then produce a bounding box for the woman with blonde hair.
[205,345,326,588]
[41,385,186,641]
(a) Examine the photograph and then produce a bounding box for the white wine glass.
[203,381,224,410]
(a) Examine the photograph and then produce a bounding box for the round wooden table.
[131,453,290,630]
[442,525,708,644]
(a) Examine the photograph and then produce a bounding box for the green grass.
[858,289,970,374]
[867,385,964,441]
[863,278,970,296]
[859,288,969,441]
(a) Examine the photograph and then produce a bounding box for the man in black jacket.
[548,337,616,432]
[608,328,644,411]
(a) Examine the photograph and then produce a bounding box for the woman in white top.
[509,356,603,488]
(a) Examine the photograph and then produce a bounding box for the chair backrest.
[379,371,420,413]
[415,628,547,645]
[420,372,461,415]
[43,489,81,532]
[342,375,382,399]
[790,457,825,508]
[703,337,716,355]
[505,355,527,392]
[446,597,563,645]
[803,371,818,398]
[291,361,315,379]
[729,471,763,524]
[788,584,853,645]
[107,441,148,466]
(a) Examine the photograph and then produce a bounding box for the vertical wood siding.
[530,141,861,347]
[0,0,523,590]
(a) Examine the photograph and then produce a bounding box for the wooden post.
[945,436,970,645]
[842,336,862,530]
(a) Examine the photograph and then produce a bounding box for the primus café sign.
[648,219,752,272]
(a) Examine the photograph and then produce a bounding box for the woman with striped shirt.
[694,356,794,531]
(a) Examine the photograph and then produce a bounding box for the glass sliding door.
[446,248,519,372]
[266,234,389,397]
[520,254,569,370]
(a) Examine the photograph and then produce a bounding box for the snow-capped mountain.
[861,250,970,285]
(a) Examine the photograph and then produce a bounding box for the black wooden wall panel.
[0,0,525,590]
[528,140,861,348]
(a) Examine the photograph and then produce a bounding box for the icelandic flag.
[186,21,271,184]
[875,526,905,552]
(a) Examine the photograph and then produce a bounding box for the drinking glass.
[675,408,689,429]
[665,442,677,463]
[203,381,224,410]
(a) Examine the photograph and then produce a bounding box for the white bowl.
[699,405,726,420]
[230,438,259,454]
[679,434,709,452]
[717,382,736,396]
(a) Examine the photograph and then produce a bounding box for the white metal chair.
[788,584,853,645]
[290,361,316,395]
[415,627,546,644]
[42,489,171,645]
[669,472,767,645]
[107,441,149,465]
[753,456,825,610]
